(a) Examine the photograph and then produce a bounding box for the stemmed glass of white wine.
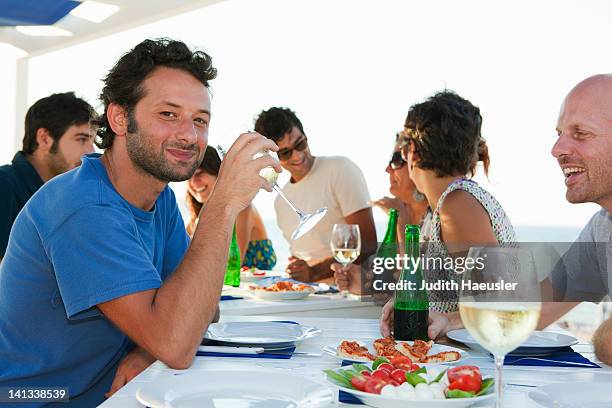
[330,224,361,295]
[458,247,541,408]
[218,145,327,240]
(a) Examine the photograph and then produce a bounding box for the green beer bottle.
[376,209,399,291]
[224,224,241,287]
[377,208,399,259]
[393,224,429,341]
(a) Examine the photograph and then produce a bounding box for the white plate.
[322,340,468,364]
[328,381,493,408]
[240,269,285,283]
[204,321,321,346]
[137,370,334,408]
[528,382,611,408]
[248,287,315,301]
[447,329,578,356]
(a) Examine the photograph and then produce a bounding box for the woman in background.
[186,146,277,270]
[370,133,431,241]
[380,90,516,338]
[333,137,430,294]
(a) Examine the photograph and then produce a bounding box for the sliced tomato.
[388,380,400,387]
[447,366,482,392]
[364,377,387,394]
[390,369,406,384]
[447,366,481,382]
[350,375,367,391]
[360,370,372,377]
[389,356,413,370]
[371,369,390,381]
[377,363,394,373]
[409,363,421,372]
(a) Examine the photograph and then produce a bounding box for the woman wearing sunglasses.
[186,146,277,270]
[380,90,517,338]
[371,135,431,235]
[334,138,431,294]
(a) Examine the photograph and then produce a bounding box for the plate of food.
[446,329,578,356]
[248,279,316,300]
[324,361,494,408]
[240,267,286,283]
[137,370,334,408]
[323,337,467,365]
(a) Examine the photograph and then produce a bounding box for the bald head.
[563,74,612,111]
[552,74,612,211]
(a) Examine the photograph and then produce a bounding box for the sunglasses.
[277,136,308,161]
[388,151,407,170]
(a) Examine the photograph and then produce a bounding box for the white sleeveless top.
[423,179,517,313]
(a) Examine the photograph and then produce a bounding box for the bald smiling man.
[543,74,612,365]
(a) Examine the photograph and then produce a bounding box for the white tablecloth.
[99,315,612,407]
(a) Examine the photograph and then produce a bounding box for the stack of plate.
[203,321,321,350]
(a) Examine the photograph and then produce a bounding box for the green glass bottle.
[224,224,241,287]
[377,208,399,259]
[393,224,429,341]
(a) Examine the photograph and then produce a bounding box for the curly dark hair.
[253,107,305,142]
[93,38,217,149]
[22,92,94,155]
[404,90,490,178]
[186,146,221,236]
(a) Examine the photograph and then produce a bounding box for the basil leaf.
[429,368,448,384]
[413,367,427,375]
[405,371,427,386]
[476,378,494,396]
[372,357,390,370]
[337,369,357,381]
[446,389,476,399]
[352,363,371,373]
[324,370,354,389]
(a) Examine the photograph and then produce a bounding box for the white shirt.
[274,156,371,265]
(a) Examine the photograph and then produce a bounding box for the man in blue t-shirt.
[0,39,281,407]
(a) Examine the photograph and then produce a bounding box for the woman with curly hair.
[379,90,517,337]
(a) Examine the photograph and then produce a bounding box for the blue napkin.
[196,346,296,359]
[220,295,243,301]
[504,346,600,368]
[339,391,363,405]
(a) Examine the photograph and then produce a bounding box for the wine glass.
[330,224,361,295]
[458,246,541,408]
[216,145,327,240]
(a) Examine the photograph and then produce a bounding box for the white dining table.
[100,315,612,407]
[220,286,383,318]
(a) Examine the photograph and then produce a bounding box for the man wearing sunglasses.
[255,107,377,283]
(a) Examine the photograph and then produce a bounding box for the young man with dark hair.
[254,107,377,282]
[0,38,280,406]
[0,92,95,259]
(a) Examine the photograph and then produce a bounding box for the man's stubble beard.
[125,114,202,182]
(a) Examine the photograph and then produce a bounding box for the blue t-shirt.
[0,153,189,407]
